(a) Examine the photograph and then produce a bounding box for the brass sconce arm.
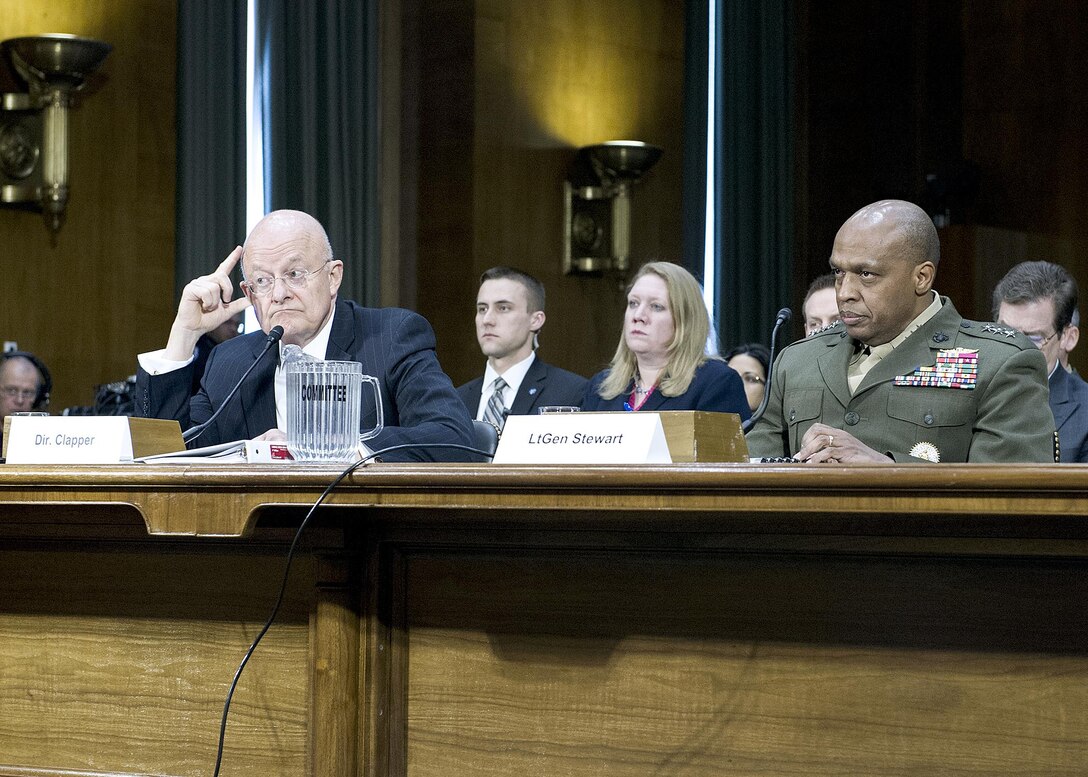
[0,34,111,236]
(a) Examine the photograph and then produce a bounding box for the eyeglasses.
[243,262,328,296]
[1026,330,1059,348]
[1,386,38,400]
[738,372,765,385]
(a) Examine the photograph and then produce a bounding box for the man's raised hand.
[165,246,253,361]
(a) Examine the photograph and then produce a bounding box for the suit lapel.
[1050,366,1074,430]
[237,335,279,437]
[510,358,546,415]
[854,299,959,398]
[324,300,356,361]
[817,335,854,409]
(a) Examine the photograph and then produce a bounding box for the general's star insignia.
[982,323,1017,338]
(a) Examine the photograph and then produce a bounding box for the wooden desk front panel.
[2,465,1088,777]
[398,540,1088,776]
[0,534,315,777]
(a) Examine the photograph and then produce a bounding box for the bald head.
[243,210,333,269]
[239,209,343,347]
[830,199,940,346]
[840,199,940,269]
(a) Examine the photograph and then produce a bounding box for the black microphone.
[742,308,791,433]
[182,325,285,445]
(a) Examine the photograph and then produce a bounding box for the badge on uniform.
[909,441,941,462]
[894,348,978,389]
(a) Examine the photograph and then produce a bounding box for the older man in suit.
[458,267,585,427]
[747,200,1054,463]
[135,210,474,461]
[994,261,1088,463]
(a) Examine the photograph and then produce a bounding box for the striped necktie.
[483,377,508,429]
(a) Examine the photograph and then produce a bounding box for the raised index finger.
[214,245,244,277]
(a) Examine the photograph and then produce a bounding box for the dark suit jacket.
[135,300,475,462]
[746,297,1054,462]
[1050,364,1088,463]
[580,359,751,422]
[457,357,587,419]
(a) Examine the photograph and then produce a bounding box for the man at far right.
[746,199,1055,463]
[994,261,1088,462]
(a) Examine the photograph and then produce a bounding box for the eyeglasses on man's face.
[243,262,329,296]
[1026,329,1060,348]
[0,386,38,401]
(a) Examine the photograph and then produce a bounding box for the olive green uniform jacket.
[746,297,1055,463]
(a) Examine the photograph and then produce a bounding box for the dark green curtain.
[683,0,794,350]
[175,1,247,302]
[257,0,380,306]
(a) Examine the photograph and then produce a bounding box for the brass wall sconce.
[563,140,662,276]
[0,34,112,235]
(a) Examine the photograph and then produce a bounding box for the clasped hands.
[796,422,892,463]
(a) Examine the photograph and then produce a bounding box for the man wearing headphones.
[0,351,51,447]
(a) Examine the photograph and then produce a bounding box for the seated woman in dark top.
[581,261,750,421]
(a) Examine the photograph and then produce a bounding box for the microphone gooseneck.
[742,308,791,433]
[182,325,285,445]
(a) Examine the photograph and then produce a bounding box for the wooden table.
[1,463,1086,776]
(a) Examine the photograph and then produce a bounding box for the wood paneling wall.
[0,1,176,413]
[797,0,1088,368]
[410,0,686,386]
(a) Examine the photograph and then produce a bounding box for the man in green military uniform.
[747,199,1055,463]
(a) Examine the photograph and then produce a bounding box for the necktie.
[483,377,508,429]
[849,344,889,393]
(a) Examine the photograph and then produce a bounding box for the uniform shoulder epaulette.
[957,320,1034,349]
[780,320,845,352]
[808,320,843,338]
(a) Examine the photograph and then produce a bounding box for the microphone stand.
[742,308,791,432]
[182,326,285,445]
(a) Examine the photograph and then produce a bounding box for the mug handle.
[359,375,385,441]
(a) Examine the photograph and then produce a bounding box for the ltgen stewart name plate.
[495,412,672,464]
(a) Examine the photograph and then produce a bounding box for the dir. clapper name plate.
[493,412,672,464]
[4,416,184,463]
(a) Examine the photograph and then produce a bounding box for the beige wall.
[414,0,687,385]
[0,1,176,412]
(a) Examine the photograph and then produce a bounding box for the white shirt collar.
[476,352,536,420]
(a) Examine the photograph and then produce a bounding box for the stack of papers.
[137,440,293,463]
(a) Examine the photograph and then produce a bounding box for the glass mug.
[285,358,384,462]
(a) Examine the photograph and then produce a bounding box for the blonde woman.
[581,262,750,420]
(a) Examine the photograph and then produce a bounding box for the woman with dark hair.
[581,262,750,420]
[723,342,770,414]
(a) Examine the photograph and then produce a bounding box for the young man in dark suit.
[457,267,586,427]
[135,209,474,461]
[994,261,1088,463]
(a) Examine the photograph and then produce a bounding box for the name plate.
[494,412,671,464]
[4,416,184,464]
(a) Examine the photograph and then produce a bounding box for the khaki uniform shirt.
[746,297,1056,463]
